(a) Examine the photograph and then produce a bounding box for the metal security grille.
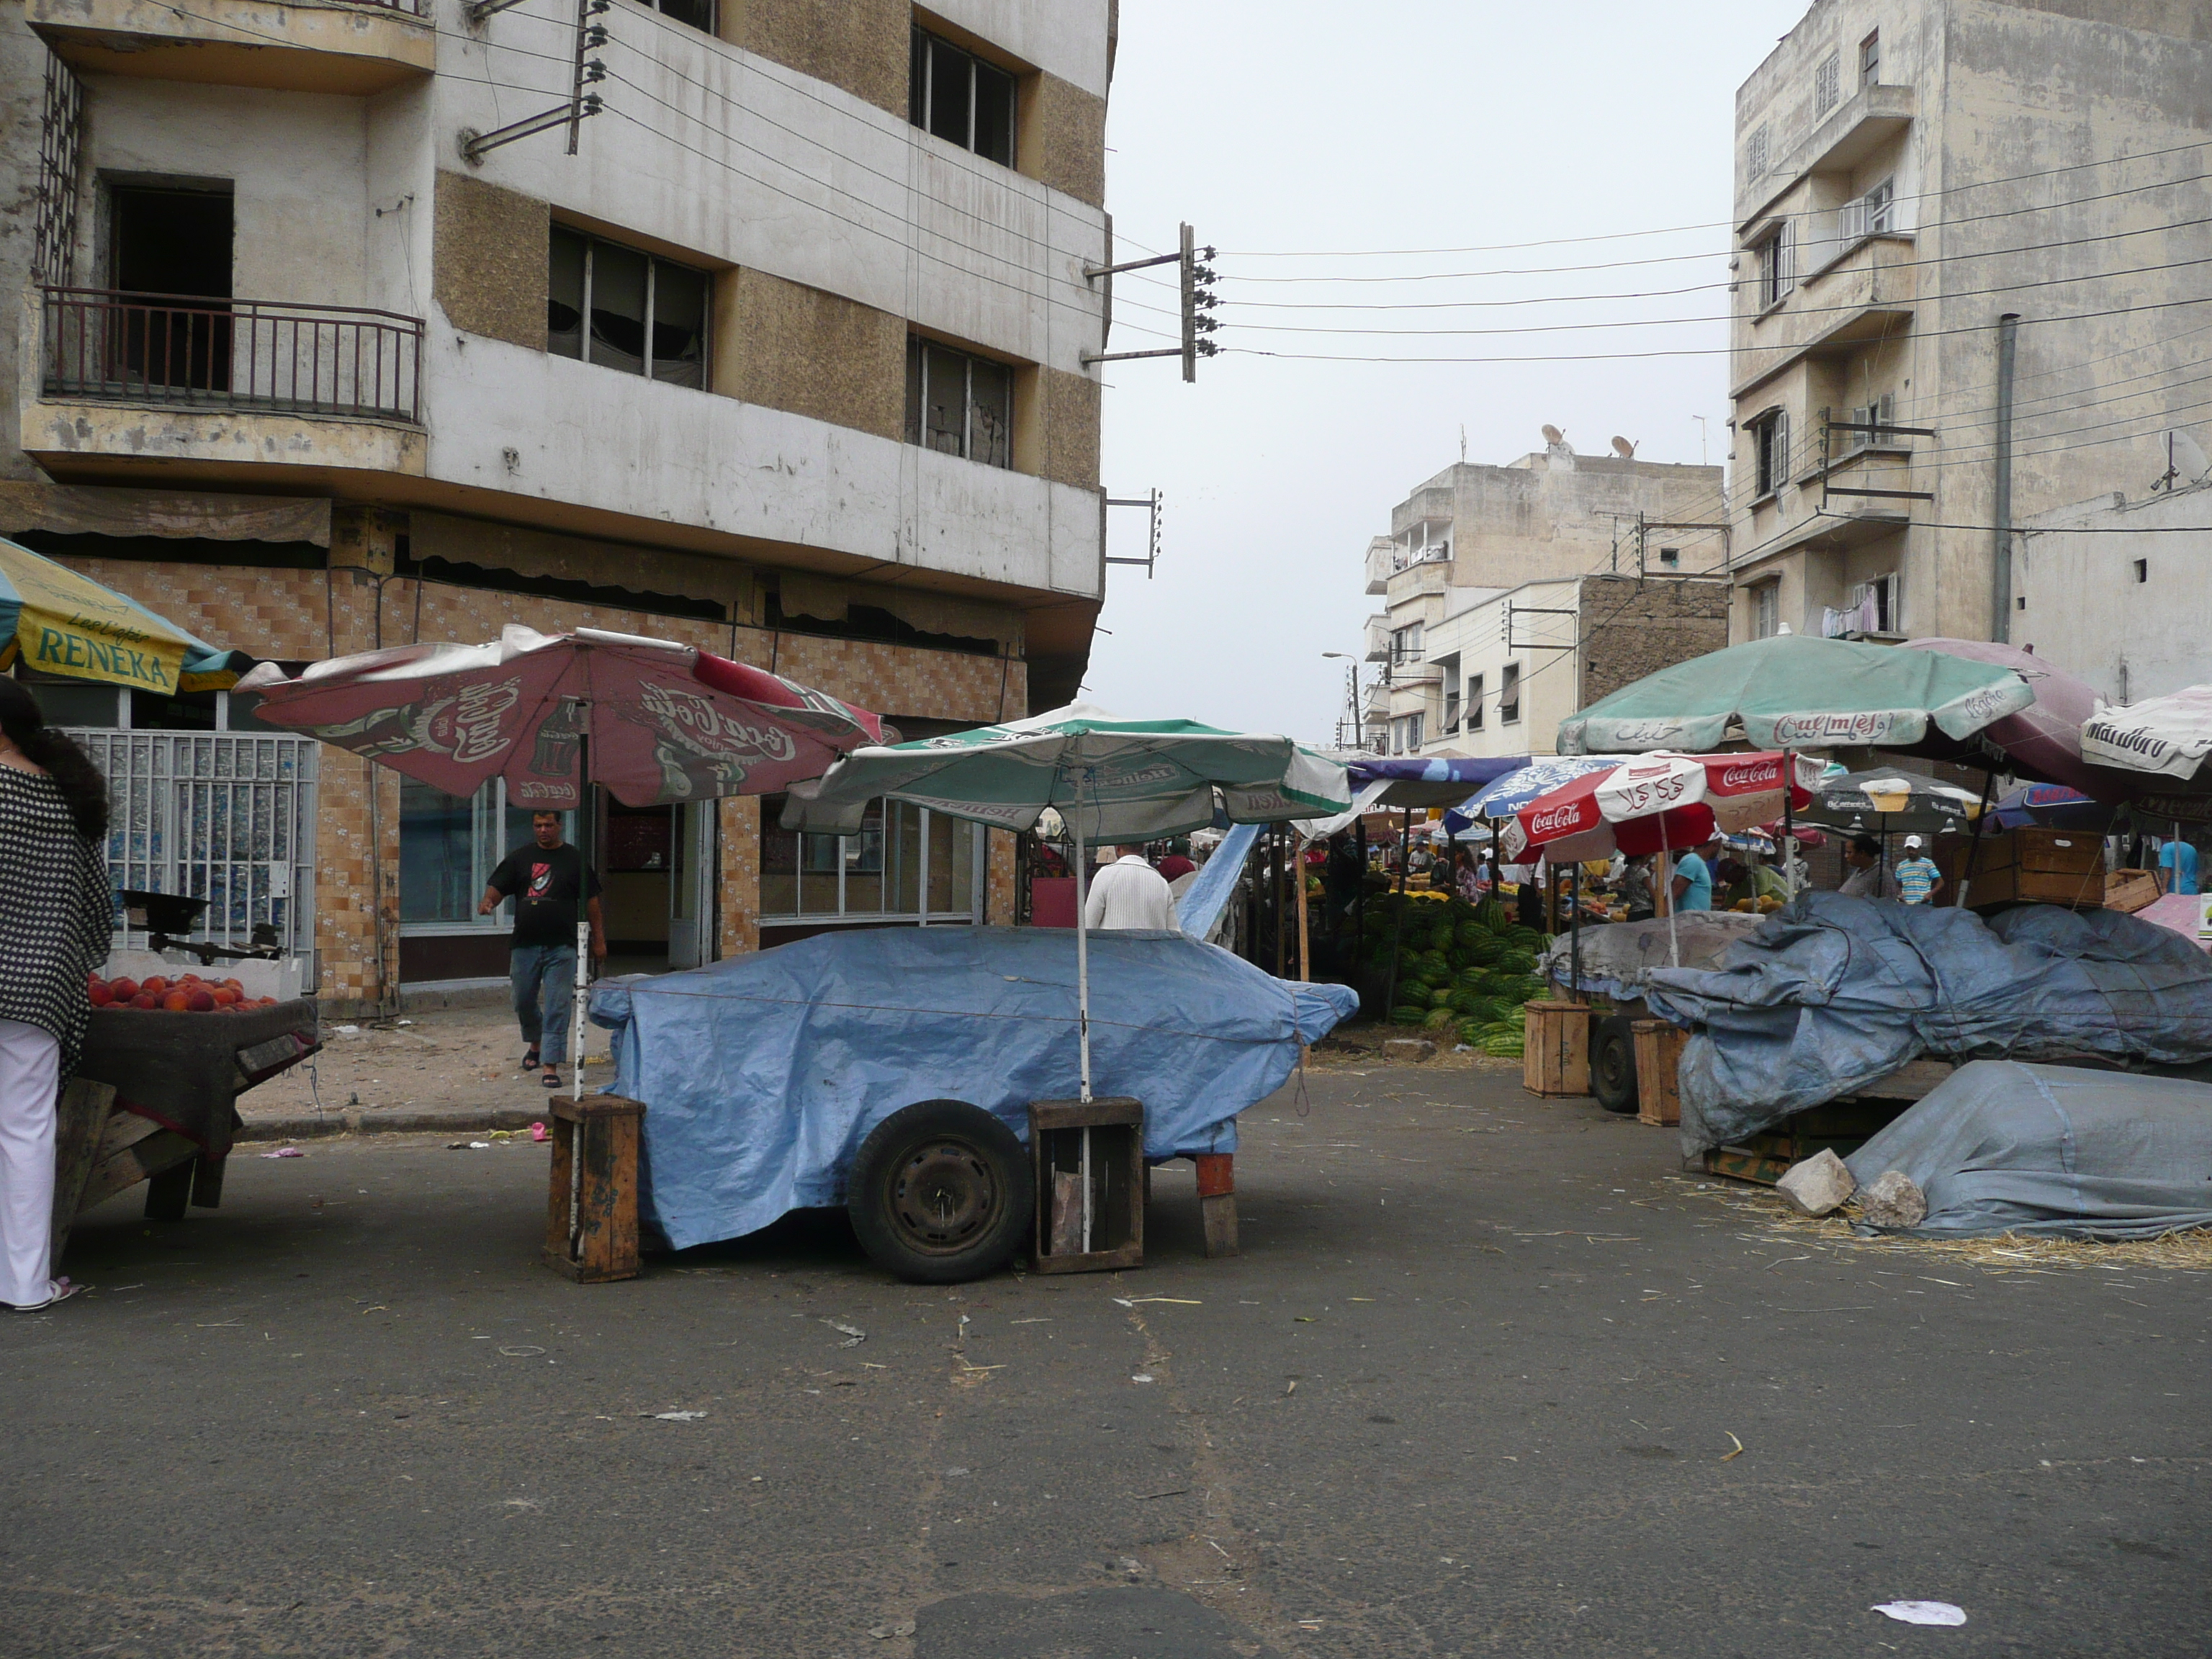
[68,731,320,979]
[34,51,83,285]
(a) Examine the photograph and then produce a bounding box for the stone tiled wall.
[56,556,1028,1010]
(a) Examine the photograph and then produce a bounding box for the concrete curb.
[237,1104,556,1141]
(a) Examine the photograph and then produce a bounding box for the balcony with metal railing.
[24,287,428,484]
[29,0,433,94]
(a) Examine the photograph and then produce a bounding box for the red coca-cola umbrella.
[236,624,883,807]
[1501,751,1823,863]
[238,624,884,1097]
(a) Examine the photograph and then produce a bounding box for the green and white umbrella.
[1558,634,2036,755]
[783,702,1351,1100]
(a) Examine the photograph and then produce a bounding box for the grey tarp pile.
[1639,893,2212,1154]
[1541,913,1765,1002]
[1845,1061,2212,1239]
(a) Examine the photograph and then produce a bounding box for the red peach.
[142,976,168,997]
[89,984,113,1007]
[185,988,216,1012]
[109,977,140,1001]
[130,992,159,1009]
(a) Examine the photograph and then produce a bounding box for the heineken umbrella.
[0,534,251,694]
[242,624,884,1097]
[782,702,1352,1101]
[1557,633,2034,755]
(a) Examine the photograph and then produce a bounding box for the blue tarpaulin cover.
[590,926,1359,1249]
[1638,893,2212,1154]
[1846,1061,2212,1239]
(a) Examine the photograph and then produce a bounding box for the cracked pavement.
[3,1066,2206,1656]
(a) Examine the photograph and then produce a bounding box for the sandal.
[541,1067,562,1089]
[10,1277,81,1312]
[521,1048,541,1071]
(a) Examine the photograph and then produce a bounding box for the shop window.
[548,226,709,388]
[904,336,1013,468]
[759,795,981,923]
[399,778,567,925]
[909,27,1017,168]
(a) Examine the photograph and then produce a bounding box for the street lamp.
[1321,651,1369,752]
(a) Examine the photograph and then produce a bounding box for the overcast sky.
[1087,0,1812,742]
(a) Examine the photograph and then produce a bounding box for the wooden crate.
[1961,828,2105,909]
[1029,1097,1145,1274]
[1630,1020,1686,1127]
[1522,1000,1591,1097]
[544,1094,646,1283]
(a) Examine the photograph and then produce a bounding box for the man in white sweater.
[1084,845,1179,931]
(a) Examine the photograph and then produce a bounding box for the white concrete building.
[2,0,1116,1006]
[1359,437,1725,755]
[1726,0,2212,651]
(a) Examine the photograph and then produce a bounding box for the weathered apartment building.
[1358,436,1725,756]
[1,0,1117,1010]
[1726,0,2212,657]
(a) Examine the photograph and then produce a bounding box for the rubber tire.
[847,1099,1033,1285]
[1591,1017,1640,1115]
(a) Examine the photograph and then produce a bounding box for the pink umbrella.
[235,624,883,806]
[1897,639,2111,799]
[238,625,884,1099]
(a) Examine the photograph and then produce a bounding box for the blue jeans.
[511,945,577,1061]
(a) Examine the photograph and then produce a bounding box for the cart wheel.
[1591,1017,1640,1115]
[848,1100,1031,1285]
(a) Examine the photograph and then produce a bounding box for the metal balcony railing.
[40,287,423,423]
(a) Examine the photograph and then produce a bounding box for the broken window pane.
[588,241,648,375]
[922,344,966,456]
[651,260,706,387]
[968,356,1012,467]
[548,227,585,359]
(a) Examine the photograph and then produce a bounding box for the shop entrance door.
[667,801,714,968]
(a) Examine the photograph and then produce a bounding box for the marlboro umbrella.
[238,624,884,1096]
[1501,752,1824,864]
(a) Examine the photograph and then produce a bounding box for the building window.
[1387,621,1424,668]
[1860,30,1880,88]
[1815,50,1841,117]
[1439,657,1461,734]
[1745,122,1770,179]
[760,796,982,923]
[905,337,1013,468]
[1753,580,1780,639]
[909,27,1017,168]
[399,779,566,926]
[1839,176,1896,242]
[2134,558,2149,583]
[1658,547,1681,568]
[1465,672,1484,732]
[1843,390,1896,454]
[637,0,711,30]
[548,227,709,387]
[1499,662,1521,726]
[1755,223,1794,309]
[1750,408,1791,498]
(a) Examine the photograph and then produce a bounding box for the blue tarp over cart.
[590,926,1357,1251]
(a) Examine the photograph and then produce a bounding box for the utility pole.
[1082,223,1219,377]
[1992,313,2020,642]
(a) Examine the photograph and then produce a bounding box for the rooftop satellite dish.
[1541,424,1565,445]
[1610,436,1637,459]
[2159,428,2211,490]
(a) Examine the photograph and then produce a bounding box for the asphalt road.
[4,1065,2206,1658]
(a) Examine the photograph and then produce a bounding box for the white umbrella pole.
[1663,819,1680,968]
[572,711,592,1103]
[1070,768,1093,1105]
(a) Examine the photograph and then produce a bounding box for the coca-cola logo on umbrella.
[637,680,802,764]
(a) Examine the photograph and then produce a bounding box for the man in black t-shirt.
[480,811,606,1089]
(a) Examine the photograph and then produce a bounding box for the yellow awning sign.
[0,536,243,694]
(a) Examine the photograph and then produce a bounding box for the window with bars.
[1815,50,1841,116]
[548,227,709,387]
[909,27,1017,168]
[904,336,1013,467]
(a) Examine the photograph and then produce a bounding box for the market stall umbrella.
[1442,755,1636,836]
[239,624,885,1095]
[1556,633,2034,754]
[1990,783,2113,832]
[1802,768,1982,837]
[781,701,1352,1101]
[1895,638,2110,796]
[0,534,251,693]
[2081,685,2212,784]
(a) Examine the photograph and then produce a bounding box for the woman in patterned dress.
[0,678,113,1310]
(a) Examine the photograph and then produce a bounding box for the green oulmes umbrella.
[1557,633,2036,755]
[782,701,1351,1101]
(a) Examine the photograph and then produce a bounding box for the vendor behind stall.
[480,811,606,1089]
[1838,833,1902,900]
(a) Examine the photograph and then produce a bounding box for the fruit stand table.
[52,1000,320,1259]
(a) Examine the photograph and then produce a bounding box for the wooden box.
[1029,1097,1145,1274]
[1522,1000,1591,1098]
[544,1094,646,1283]
[1960,828,2104,909]
[1631,1020,1686,1127]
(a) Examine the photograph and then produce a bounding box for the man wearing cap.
[1894,835,1944,906]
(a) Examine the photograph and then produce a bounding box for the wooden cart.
[50,1001,320,1262]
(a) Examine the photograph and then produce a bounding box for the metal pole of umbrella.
[571,709,592,1104]
[1069,766,1093,1105]
[1662,819,1680,968]
[1781,748,1797,900]
[1957,767,1998,910]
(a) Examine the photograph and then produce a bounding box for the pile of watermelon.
[1365,892,1547,1058]
[90,971,283,1012]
